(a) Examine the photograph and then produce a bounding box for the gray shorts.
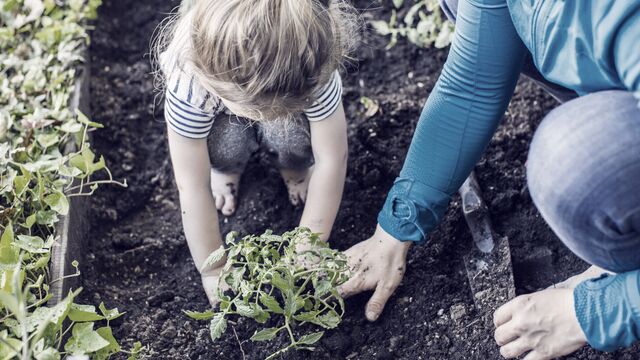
[207,114,313,173]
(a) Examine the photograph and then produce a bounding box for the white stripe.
[304,72,342,121]
[167,122,210,139]
[165,112,212,139]
[305,79,341,116]
[165,104,213,130]
[305,72,340,112]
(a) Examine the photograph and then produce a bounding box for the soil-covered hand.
[338,225,411,321]
[493,288,587,360]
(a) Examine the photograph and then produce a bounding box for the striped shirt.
[164,66,343,139]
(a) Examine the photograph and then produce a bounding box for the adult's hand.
[494,288,587,359]
[338,225,412,321]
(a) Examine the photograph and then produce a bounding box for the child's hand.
[201,265,230,306]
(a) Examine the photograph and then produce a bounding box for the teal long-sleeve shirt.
[377,0,640,352]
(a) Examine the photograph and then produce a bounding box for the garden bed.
[78,0,639,359]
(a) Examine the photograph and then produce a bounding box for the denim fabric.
[207,114,313,173]
[527,90,640,273]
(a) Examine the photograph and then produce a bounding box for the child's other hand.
[201,266,230,306]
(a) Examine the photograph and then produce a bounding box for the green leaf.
[25,214,37,229]
[34,347,60,360]
[69,146,105,176]
[392,0,404,8]
[0,245,20,271]
[297,331,324,346]
[293,311,320,324]
[44,289,78,328]
[259,294,283,314]
[64,322,110,355]
[270,271,290,293]
[370,20,391,36]
[234,303,257,318]
[225,231,238,245]
[36,133,60,148]
[94,327,121,360]
[250,327,280,342]
[99,302,124,321]
[201,246,226,272]
[209,313,227,341]
[284,295,305,317]
[76,109,103,128]
[183,309,215,321]
[68,304,105,322]
[44,191,69,216]
[0,222,14,246]
[0,290,21,319]
[317,311,341,329]
[36,210,58,226]
[314,280,332,297]
[59,120,83,133]
[15,235,49,254]
[127,341,144,360]
[14,174,32,196]
[0,332,22,360]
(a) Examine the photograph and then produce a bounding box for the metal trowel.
[459,172,516,310]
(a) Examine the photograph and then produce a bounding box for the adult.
[339,0,640,358]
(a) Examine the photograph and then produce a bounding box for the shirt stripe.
[304,72,343,121]
[164,67,343,139]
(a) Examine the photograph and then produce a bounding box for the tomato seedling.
[187,227,350,359]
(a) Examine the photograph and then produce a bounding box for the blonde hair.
[153,0,358,121]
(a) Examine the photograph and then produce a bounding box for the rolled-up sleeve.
[378,0,527,242]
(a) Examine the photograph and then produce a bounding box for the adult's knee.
[527,91,640,272]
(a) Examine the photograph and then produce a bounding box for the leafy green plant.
[0,0,140,358]
[371,0,455,49]
[186,228,350,360]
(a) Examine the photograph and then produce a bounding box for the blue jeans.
[527,90,640,273]
[440,0,640,272]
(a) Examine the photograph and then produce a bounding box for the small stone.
[450,304,467,322]
[397,296,410,305]
[375,348,394,360]
[148,291,174,307]
[161,326,177,339]
[388,335,403,351]
[437,308,445,316]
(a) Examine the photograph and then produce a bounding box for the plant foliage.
[187,228,350,360]
[0,0,138,358]
[371,0,455,49]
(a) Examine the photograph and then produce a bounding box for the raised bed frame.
[49,57,91,305]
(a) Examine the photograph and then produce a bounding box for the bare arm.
[299,103,348,242]
[166,127,224,272]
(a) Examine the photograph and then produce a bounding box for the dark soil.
[79,0,639,359]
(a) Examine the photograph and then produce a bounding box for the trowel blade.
[464,236,516,310]
[459,173,516,311]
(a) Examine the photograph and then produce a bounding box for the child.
[154,0,357,304]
